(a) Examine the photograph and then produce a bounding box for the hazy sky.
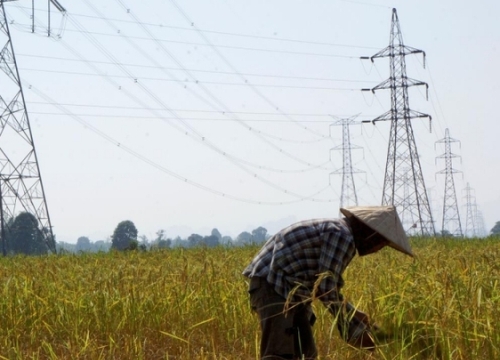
[3,0,499,243]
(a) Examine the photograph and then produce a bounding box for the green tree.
[92,240,109,252]
[171,236,185,248]
[76,236,91,252]
[221,235,233,245]
[154,229,171,249]
[252,226,268,243]
[490,221,500,236]
[202,235,219,247]
[211,228,222,241]
[111,220,138,251]
[8,212,48,255]
[235,231,253,245]
[188,233,203,247]
[440,230,452,237]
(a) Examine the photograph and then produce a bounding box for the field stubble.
[0,238,499,359]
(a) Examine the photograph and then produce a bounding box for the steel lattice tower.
[329,117,364,209]
[435,128,463,237]
[463,183,478,238]
[363,8,435,235]
[0,0,56,254]
[475,210,486,237]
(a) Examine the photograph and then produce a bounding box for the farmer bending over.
[242,206,413,359]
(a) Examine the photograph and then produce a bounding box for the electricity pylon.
[30,0,66,36]
[0,0,62,254]
[329,116,364,209]
[475,210,486,238]
[463,183,477,238]
[362,8,435,236]
[435,128,463,237]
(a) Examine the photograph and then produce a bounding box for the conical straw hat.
[340,206,413,257]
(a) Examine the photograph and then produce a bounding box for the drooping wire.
[53,12,335,174]
[27,82,338,204]
[12,2,381,50]
[69,3,333,167]
[21,66,365,91]
[18,4,338,192]
[14,1,340,197]
[162,0,333,140]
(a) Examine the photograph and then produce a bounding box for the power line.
[29,82,339,203]
[66,4,332,153]
[28,101,379,118]
[339,0,392,9]
[23,6,335,176]
[29,110,372,123]
[14,3,374,149]
[12,2,381,50]
[12,2,369,202]
[12,21,362,59]
[53,12,332,173]
[63,2,338,171]
[20,66,364,91]
[16,53,375,84]
[122,0,331,140]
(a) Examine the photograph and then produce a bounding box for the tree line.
[0,212,50,255]
[60,220,270,254]
[4,212,500,256]
[0,212,271,255]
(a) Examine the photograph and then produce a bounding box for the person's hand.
[347,310,378,351]
[347,328,376,351]
[353,309,369,322]
[353,309,381,332]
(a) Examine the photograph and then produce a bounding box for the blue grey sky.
[5,0,499,242]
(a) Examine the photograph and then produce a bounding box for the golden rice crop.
[0,238,498,359]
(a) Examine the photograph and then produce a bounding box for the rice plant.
[0,238,498,359]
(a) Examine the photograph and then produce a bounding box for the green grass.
[0,239,498,359]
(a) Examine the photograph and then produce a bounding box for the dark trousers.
[248,277,318,360]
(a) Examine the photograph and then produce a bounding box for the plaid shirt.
[243,218,368,339]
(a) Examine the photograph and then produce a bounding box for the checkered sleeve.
[243,218,371,344]
[334,302,371,344]
[315,223,370,341]
[316,222,355,307]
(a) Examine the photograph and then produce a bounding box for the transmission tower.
[435,128,463,237]
[463,183,477,237]
[475,210,487,238]
[329,116,364,209]
[362,8,435,236]
[401,169,418,226]
[0,0,63,254]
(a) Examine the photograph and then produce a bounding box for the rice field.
[0,238,499,359]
